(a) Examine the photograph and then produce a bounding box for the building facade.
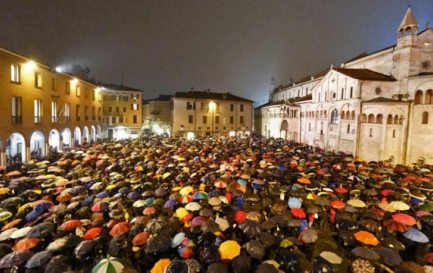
[259,8,433,165]
[0,48,103,165]
[171,90,253,139]
[142,95,172,135]
[100,84,143,140]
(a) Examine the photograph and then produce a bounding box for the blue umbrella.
[234,196,245,207]
[33,202,51,212]
[113,192,123,198]
[278,165,286,172]
[144,197,154,207]
[80,196,93,207]
[164,199,178,208]
[237,179,247,187]
[288,197,302,209]
[25,210,43,222]
[403,227,429,243]
[127,191,140,200]
[410,198,423,205]
[96,191,109,198]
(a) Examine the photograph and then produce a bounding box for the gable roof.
[333,68,396,81]
[102,83,143,92]
[173,90,253,102]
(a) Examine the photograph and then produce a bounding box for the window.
[108,107,112,113]
[76,105,81,121]
[393,129,396,138]
[98,107,101,121]
[341,88,344,99]
[330,109,338,124]
[187,101,194,110]
[123,96,128,101]
[123,107,127,113]
[422,111,429,124]
[347,124,350,134]
[51,101,58,123]
[387,115,393,124]
[92,106,95,120]
[116,107,119,113]
[34,99,42,124]
[376,114,383,124]
[230,116,234,124]
[119,116,123,123]
[35,72,43,88]
[11,64,20,83]
[85,106,89,120]
[369,128,373,137]
[51,78,56,91]
[11,96,22,123]
[92,90,96,101]
[65,82,70,95]
[64,103,70,122]
[426,90,433,104]
[188,115,193,124]
[368,114,375,123]
[132,103,138,111]
[215,116,220,124]
[230,104,234,111]
[350,87,353,98]
[133,115,137,124]
[415,90,423,104]
[240,104,244,112]
[76,85,81,97]
[202,116,207,124]
[240,116,244,124]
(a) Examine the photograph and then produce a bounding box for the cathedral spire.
[398,7,419,37]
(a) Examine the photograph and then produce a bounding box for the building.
[0,47,103,165]
[171,90,253,139]
[259,8,433,165]
[142,95,172,135]
[100,84,144,140]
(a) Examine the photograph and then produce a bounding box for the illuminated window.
[64,103,70,122]
[35,72,43,88]
[76,85,81,97]
[51,101,58,123]
[11,64,20,83]
[132,103,138,111]
[11,96,22,124]
[34,99,42,124]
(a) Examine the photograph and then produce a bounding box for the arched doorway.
[280,120,289,139]
[74,127,82,146]
[30,131,45,158]
[91,126,96,142]
[62,128,72,149]
[83,126,89,144]
[7,133,26,163]
[49,129,61,151]
[97,125,102,140]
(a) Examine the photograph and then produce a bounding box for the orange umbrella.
[383,219,409,233]
[6,170,21,177]
[132,231,150,246]
[59,219,83,230]
[353,230,379,246]
[1,219,22,231]
[392,213,416,226]
[13,237,40,251]
[109,222,130,237]
[331,200,346,209]
[56,192,72,202]
[297,177,311,185]
[83,227,102,240]
[150,258,171,273]
[143,207,157,216]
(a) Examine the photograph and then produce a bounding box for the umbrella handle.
[372,262,394,273]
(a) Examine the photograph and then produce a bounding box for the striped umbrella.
[92,257,124,273]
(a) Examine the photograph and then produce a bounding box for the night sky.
[1,1,433,105]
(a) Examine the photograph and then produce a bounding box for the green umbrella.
[92,257,124,273]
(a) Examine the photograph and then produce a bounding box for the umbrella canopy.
[299,228,318,243]
[238,220,261,237]
[244,240,265,260]
[92,256,124,273]
[132,231,150,246]
[383,219,409,233]
[389,201,410,211]
[219,240,241,260]
[150,258,171,273]
[403,227,429,243]
[320,251,343,264]
[13,237,40,251]
[347,199,366,208]
[109,222,130,237]
[83,227,102,240]
[74,240,96,259]
[351,246,380,260]
[0,250,34,268]
[25,250,52,269]
[392,213,416,226]
[374,246,402,266]
[353,231,379,246]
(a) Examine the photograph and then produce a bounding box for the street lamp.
[208,101,216,136]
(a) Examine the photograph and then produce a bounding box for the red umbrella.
[331,200,346,210]
[234,210,247,224]
[143,207,157,216]
[290,208,306,219]
[91,202,108,213]
[383,219,409,233]
[335,187,348,194]
[392,213,416,226]
[109,222,130,237]
[13,237,40,251]
[179,195,193,204]
[425,252,433,264]
[132,231,150,246]
[381,189,394,196]
[59,219,83,230]
[83,227,102,240]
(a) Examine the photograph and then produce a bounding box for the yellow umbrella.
[390,201,410,211]
[219,240,241,260]
[347,199,366,208]
[106,184,117,190]
[378,202,396,213]
[18,203,32,213]
[0,188,9,195]
[150,258,171,273]
[175,208,189,220]
[172,186,182,192]
[162,172,171,180]
[280,238,294,248]
[179,186,193,196]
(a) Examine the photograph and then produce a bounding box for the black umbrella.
[256,263,278,273]
[108,235,127,256]
[238,220,261,237]
[44,255,69,273]
[274,248,300,273]
[0,250,34,268]
[0,244,12,259]
[165,260,188,273]
[74,240,96,259]
[25,250,52,269]
[231,255,251,273]
[374,246,403,267]
[145,233,171,254]
[258,232,275,248]
[199,246,220,264]
[26,222,55,238]
[350,246,380,261]
[244,240,265,260]
[0,197,24,211]
[207,263,228,273]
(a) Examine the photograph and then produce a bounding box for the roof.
[399,7,418,31]
[173,90,253,102]
[102,83,143,92]
[363,97,407,103]
[274,68,329,92]
[333,68,396,81]
[257,100,300,108]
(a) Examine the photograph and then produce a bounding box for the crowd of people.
[0,135,432,273]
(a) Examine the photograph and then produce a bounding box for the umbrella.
[10,226,32,239]
[299,228,318,243]
[178,246,193,259]
[46,237,68,252]
[59,219,83,230]
[351,258,375,273]
[347,199,366,208]
[150,258,171,273]
[351,246,380,260]
[74,240,96,259]
[374,246,402,266]
[27,222,55,238]
[231,255,251,273]
[92,256,124,273]
[163,199,178,208]
[1,219,21,232]
[330,200,346,209]
[109,222,130,237]
[0,211,12,222]
[172,232,186,248]
[145,233,171,253]
[244,240,265,260]
[192,191,208,201]
[381,237,405,251]
[234,210,247,224]
[132,231,150,246]
[290,208,306,219]
[238,220,261,237]
[0,250,34,268]
[353,231,379,246]
[389,201,410,211]
[185,202,201,211]
[219,240,241,260]
[320,251,342,264]
[0,228,18,241]
[403,227,429,243]
[13,237,40,251]
[215,217,230,231]
[83,227,102,240]
[383,219,409,233]
[392,213,416,226]
[288,197,302,209]
[44,255,69,273]
[25,250,52,268]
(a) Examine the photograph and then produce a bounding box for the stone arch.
[368,114,375,123]
[91,125,96,142]
[376,114,383,124]
[83,126,90,144]
[74,127,82,145]
[7,132,26,163]
[62,128,72,149]
[387,114,393,124]
[415,90,423,104]
[48,129,61,151]
[426,90,433,104]
[30,131,45,158]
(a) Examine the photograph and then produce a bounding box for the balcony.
[34,116,42,124]
[12,116,22,124]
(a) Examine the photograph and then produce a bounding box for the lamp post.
[208,101,216,137]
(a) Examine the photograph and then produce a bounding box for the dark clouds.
[0,0,432,104]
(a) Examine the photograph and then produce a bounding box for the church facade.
[259,8,433,166]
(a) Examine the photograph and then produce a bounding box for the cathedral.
[258,8,433,165]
